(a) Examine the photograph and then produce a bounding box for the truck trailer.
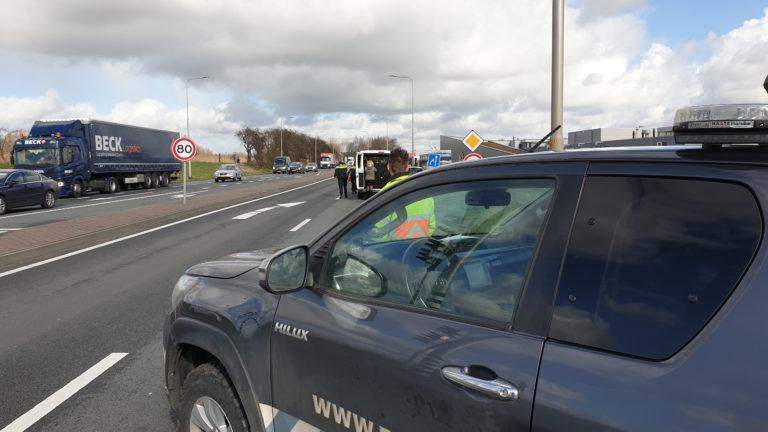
[319,153,336,169]
[12,119,181,197]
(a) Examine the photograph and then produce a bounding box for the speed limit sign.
[172,138,197,161]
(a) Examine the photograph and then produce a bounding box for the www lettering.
[312,394,391,432]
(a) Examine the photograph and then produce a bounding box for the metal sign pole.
[183,162,187,205]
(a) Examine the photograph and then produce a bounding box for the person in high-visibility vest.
[378,147,435,239]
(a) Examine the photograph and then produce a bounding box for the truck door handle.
[441,366,519,401]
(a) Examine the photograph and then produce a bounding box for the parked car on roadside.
[306,162,318,172]
[164,104,768,431]
[214,164,243,182]
[408,166,424,175]
[0,169,59,215]
[288,162,305,174]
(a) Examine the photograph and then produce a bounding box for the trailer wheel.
[159,173,170,187]
[42,190,56,209]
[105,179,117,194]
[151,173,160,188]
[72,180,83,198]
[142,173,152,189]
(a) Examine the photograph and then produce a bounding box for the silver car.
[214,164,243,182]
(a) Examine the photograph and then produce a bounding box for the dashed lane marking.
[0,353,128,432]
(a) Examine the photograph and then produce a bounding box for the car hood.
[185,248,281,279]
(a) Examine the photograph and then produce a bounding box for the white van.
[354,150,390,199]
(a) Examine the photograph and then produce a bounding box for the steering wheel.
[399,237,435,302]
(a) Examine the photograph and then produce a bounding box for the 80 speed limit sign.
[172,137,197,161]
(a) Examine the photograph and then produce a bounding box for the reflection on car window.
[551,177,761,360]
[320,179,555,325]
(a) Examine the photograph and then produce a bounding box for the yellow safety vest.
[377,174,436,239]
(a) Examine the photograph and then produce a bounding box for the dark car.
[408,166,424,175]
[164,104,768,431]
[0,169,59,215]
[273,156,291,174]
[288,162,305,174]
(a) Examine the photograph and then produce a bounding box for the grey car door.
[268,165,584,432]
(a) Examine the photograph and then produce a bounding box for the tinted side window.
[319,179,555,325]
[7,172,24,185]
[24,172,41,182]
[551,177,761,359]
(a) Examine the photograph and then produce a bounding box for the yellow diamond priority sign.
[462,130,483,152]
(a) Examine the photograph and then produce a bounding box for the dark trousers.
[337,179,348,197]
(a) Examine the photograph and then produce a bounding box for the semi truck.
[12,119,181,197]
[319,153,336,169]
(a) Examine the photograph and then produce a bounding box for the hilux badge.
[274,322,309,342]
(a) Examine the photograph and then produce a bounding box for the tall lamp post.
[389,74,414,161]
[185,75,209,177]
[280,116,294,157]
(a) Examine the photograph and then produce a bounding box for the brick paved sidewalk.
[0,173,332,272]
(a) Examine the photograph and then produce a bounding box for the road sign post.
[172,138,197,205]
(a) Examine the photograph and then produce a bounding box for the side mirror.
[331,256,385,297]
[259,245,309,293]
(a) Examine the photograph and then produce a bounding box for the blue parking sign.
[428,154,440,167]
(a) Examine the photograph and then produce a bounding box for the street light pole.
[280,116,294,157]
[389,74,414,161]
[314,136,317,165]
[185,75,209,177]
[551,0,564,151]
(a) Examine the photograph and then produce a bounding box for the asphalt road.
[0,171,322,232]
[0,175,364,431]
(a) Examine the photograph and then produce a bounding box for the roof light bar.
[673,104,768,145]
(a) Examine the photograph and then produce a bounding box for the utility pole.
[551,0,564,151]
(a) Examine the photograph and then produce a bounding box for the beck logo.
[94,135,123,152]
[274,322,309,342]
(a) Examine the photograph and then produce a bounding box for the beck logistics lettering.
[94,135,123,152]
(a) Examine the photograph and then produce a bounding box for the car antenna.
[526,125,562,153]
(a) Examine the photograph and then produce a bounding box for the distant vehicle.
[214,164,242,182]
[273,156,291,174]
[165,103,768,432]
[305,162,318,172]
[319,153,336,169]
[11,119,180,197]
[288,162,305,174]
[408,166,424,175]
[354,150,390,199]
[0,169,59,215]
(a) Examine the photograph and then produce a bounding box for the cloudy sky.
[0,0,766,154]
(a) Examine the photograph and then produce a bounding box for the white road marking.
[0,191,180,220]
[233,206,278,220]
[290,219,311,232]
[233,202,305,220]
[0,228,23,235]
[0,178,333,279]
[0,353,128,432]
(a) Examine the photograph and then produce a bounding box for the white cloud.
[0,1,765,153]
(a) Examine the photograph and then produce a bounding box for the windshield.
[219,165,236,170]
[0,172,8,183]
[14,148,60,167]
[321,157,330,161]
[274,158,287,165]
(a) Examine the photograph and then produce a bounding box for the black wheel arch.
[165,317,264,430]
